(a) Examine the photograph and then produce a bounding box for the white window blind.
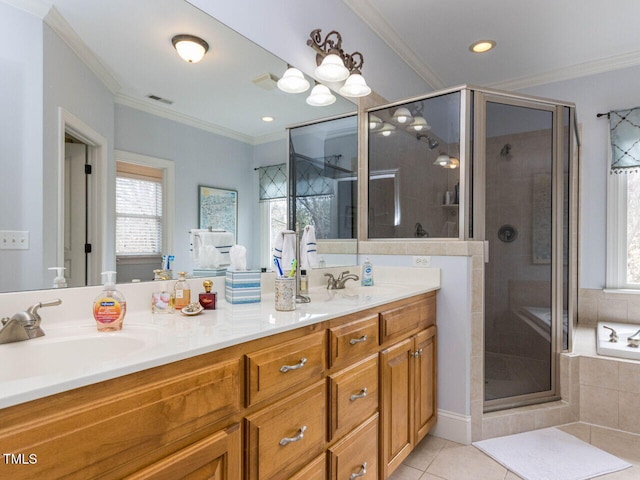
[116,162,163,255]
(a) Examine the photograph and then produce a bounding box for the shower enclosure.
[366,86,577,412]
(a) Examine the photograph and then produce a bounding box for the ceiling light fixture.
[261,116,274,122]
[172,34,209,63]
[306,83,336,106]
[469,40,496,53]
[276,66,310,93]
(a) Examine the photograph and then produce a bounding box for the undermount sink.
[309,284,405,305]
[0,324,162,383]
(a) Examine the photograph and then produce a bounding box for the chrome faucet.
[324,271,360,290]
[0,299,62,344]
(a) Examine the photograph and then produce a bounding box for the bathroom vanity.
[0,275,438,479]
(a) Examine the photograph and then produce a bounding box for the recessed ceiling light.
[470,40,496,53]
[262,116,274,122]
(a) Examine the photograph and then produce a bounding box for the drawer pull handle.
[350,462,367,479]
[280,357,307,373]
[350,387,368,401]
[279,425,307,446]
[412,348,423,358]
[349,334,368,345]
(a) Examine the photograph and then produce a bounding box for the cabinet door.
[380,337,413,478]
[414,326,437,444]
[328,414,378,480]
[124,423,241,480]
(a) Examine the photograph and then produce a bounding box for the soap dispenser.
[93,271,126,332]
[48,267,67,288]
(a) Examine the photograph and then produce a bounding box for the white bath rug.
[473,427,631,480]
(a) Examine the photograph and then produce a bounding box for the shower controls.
[497,225,518,243]
[603,325,618,343]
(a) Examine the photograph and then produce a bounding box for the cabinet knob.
[349,462,367,479]
[349,387,368,401]
[280,357,307,373]
[349,334,368,345]
[412,348,423,358]
[279,425,307,446]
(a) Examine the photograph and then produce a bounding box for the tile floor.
[389,425,640,480]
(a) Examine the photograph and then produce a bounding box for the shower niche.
[366,86,578,412]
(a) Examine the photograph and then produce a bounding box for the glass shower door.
[479,96,560,409]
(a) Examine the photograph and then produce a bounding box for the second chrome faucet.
[324,271,360,290]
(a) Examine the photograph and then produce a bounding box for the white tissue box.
[225,270,261,304]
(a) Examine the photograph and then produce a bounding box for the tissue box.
[225,270,261,304]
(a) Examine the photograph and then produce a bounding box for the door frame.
[57,107,107,287]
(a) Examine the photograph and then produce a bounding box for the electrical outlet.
[411,255,431,267]
[0,231,29,250]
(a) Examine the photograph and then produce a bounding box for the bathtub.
[596,322,640,361]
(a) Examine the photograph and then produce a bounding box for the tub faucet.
[325,271,360,289]
[0,299,62,344]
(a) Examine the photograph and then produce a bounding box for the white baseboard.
[430,409,471,445]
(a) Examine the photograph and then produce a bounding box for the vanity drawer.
[328,354,378,442]
[289,454,326,480]
[379,294,435,344]
[245,331,325,407]
[245,381,326,480]
[328,313,379,370]
[328,414,378,480]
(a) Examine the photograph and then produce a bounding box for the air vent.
[252,73,279,91]
[146,94,174,105]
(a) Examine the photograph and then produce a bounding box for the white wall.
[0,3,43,292]
[520,64,640,289]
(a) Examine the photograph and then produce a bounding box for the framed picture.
[198,186,238,240]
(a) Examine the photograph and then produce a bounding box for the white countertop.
[0,267,439,409]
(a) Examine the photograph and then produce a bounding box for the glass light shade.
[434,153,450,166]
[392,107,413,124]
[172,35,209,63]
[369,114,383,131]
[339,73,372,97]
[445,158,460,169]
[378,122,396,136]
[306,84,336,106]
[314,53,350,82]
[408,116,431,132]
[277,67,310,93]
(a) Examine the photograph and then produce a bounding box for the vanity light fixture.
[339,73,371,97]
[392,107,413,124]
[306,83,336,106]
[172,34,209,63]
[470,40,496,53]
[434,153,451,167]
[407,116,430,132]
[276,66,310,93]
[369,114,383,131]
[378,122,396,137]
[444,157,460,169]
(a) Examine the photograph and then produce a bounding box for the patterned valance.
[257,164,287,201]
[610,107,640,174]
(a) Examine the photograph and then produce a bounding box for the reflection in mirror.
[0,0,356,293]
[368,91,461,239]
[289,115,358,266]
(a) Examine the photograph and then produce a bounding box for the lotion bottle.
[361,258,374,286]
[93,271,126,331]
[173,271,191,310]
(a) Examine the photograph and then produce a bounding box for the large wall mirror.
[0,0,357,293]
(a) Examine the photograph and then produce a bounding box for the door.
[414,326,437,443]
[476,94,563,410]
[64,142,88,287]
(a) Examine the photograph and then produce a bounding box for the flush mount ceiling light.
[172,34,209,63]
[277,66,310,93]
[407,116,431,132]
[261,116,275,122]
[392,107,413,124]
[369,114,383,131]
[469,40,496,53]
[306,83,336,106]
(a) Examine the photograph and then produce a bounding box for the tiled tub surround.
[0,266,440,409]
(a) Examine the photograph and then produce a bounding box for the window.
[116,161,163,256]
[257,164,287,267]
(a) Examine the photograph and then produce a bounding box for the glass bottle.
[299,269,309,294]
[173,271,191,310]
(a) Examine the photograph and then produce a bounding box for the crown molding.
[0,0,49,18]
[43,6,121,94]
[343,0,446,90]
[491,50,640,92]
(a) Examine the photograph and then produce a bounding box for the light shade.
[445,157,460,169]
[392,107,413,124]
[339,73,371,97]
[378,122,396,136]
[407,116,431,132]
[306,84,336,106]
[277,67,310,93]
[314,53,350,82]
[369,114,383,131]
[172,34,209,63]
[434,153,450,166]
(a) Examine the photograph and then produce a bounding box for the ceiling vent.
[252,73,279,90]
[146,94,174,105]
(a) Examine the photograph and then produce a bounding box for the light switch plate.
[0,231,29,250]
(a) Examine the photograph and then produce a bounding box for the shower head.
[417,133,439,150]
